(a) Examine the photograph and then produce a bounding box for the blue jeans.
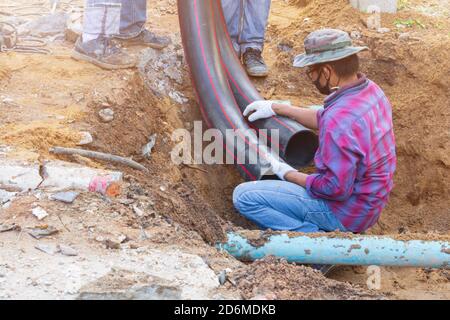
[84,0,146,38]
[221,0,271,56]
[233,180,347,233]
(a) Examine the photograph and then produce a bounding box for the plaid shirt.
[306,74,397,233]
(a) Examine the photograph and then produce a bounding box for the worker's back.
[312,75,397,233]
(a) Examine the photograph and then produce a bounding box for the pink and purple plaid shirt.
[306,74,397,233]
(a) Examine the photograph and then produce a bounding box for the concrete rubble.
[0,162,43,192]
[349,0,397,14]
[138,40,189,105]
[39,160,123,192]
[0,244,226,300]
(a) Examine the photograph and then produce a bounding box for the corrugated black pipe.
[212,0,318,168]
[178,0,278,181]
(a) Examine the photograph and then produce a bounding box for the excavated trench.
[85,0,450,245]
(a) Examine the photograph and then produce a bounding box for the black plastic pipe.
[212,0,318,168]
[178,0,277,181]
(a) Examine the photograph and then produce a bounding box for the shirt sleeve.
[306,129,361,201]
[316,107,325,129]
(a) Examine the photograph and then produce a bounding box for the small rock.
[0,223,21,233]
[398,33,420,42]
[139,228,149,241]
[350,30,362,39]
[132,205,144,217]
[117,234,128,243]
[142,134,157,159]
[50,191,79,204]
[277,42,293,52]
[98,108,115,123]
[218,270,227,285]
[250,292,277,300]
[77,132,93,145]
[27,226,59,239]
[35,243,60,255]
[398,33,410,41]
[31,207,49,221]
[104,239,121,250]
[58,244,78,256]
[72,92,85,103]
[377,27,391,33]
[168,91,188,104]
[118,198,135,205]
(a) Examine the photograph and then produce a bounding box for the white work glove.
[243,100,276,122]
[266,154,297,181]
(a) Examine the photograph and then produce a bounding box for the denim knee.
[232,182,256,211]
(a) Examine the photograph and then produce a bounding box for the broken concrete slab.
[27,226,59,239]
[0,243,230,300]
[77,269,182,300]
[39,161,122,192]
[0,189,16,205]
[0,162,42,192]
[49,191,80,204]
[349,0,397,14]
[35,243,60,255]
[58,244,78,257]
[0,223,21,233]
[31,206,49,221]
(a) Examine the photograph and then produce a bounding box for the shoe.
[310,264,338,277]
[242,48,269,77]
[71,36,136,70]
[115,29,171,49]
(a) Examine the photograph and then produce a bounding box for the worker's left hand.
[243,100,276,122]
[266,154,297,181]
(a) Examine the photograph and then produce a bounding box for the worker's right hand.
[243,100,276,122]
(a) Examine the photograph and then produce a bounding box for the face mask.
[313,67,332,95]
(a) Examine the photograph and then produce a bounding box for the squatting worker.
[234,29,397,257]
[72,0,171,69]
[221,0,271,77]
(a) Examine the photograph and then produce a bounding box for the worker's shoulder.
[323,85,391,136]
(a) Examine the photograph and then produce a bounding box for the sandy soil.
[0,0,449,300]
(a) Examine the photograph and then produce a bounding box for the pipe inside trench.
[217,232,450,269]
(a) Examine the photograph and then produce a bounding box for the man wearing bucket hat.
[233,29,397,273]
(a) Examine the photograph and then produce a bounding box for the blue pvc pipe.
[217,232,450,269]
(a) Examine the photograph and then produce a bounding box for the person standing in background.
[72,0,171,69]
[221,0,271,77]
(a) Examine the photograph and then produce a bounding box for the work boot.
[242,48,269,77]
[115,29,171,49]
[72,36,136,70]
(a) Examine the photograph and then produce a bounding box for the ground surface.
[0,0,449,300]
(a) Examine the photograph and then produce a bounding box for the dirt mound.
[0,123,81,155]
[230,256,385,300]
[77,74,246,244]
